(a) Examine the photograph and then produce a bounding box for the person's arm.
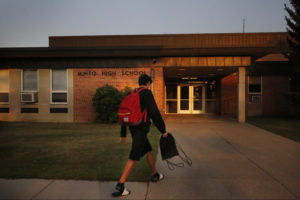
[120,125,127,143]
[120,125,127,137]
[143,90,167,135]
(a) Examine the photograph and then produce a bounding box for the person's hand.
[120,137,127,143]
[162,132,168,138]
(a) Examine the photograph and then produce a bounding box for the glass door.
[192,85,203,114]
[178,85,190,113]
[178,85,205,114]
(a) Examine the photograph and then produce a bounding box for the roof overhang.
[0,46,279,59]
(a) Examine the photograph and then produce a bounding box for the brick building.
[0,32,295,122]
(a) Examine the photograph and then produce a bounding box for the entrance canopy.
[162,56,249,121]
[164,66,238,82]
[162,56,249,82]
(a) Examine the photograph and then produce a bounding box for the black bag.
[159,133,192,170]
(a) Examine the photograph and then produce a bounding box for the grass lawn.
[0,122,161,181]
[247,116,300,142]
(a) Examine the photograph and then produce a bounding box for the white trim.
[177,84,205,114]
[21,69,39,92]
[50,69,68,104]
[178,85,189,113]
[192,85,206,114]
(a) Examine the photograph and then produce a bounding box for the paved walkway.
[1,116,300,199]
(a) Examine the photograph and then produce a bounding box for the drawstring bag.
[159,133,192,170]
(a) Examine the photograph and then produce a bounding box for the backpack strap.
[135,87,147,93]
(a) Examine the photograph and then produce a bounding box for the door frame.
[177,84,206,114]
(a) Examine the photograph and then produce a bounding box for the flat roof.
[0,32,290,68]
[49,32,288,49]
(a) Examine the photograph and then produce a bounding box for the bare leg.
[119,159,135,183]
[146,151,157,174]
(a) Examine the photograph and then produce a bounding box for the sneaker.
[151,173,164,182]
[112,183,130,197]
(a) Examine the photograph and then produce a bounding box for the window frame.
[21,69,39,92]
[248,76,262,94]
[0,69,9,104]
[50,69,68,104]
[248,75,263,104]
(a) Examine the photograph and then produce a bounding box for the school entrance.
[165,81,218,115]
[162,59,248,119]
[178,85,205,114]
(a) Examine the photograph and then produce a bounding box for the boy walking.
[112,74,168,197]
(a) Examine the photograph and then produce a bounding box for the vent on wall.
[21,92,38,103]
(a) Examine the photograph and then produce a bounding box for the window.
[249,76,262,93]
[248,76,262,103]
[23,69,38,91]
[51,69,67,103]
[0,70,9,103]
[165,85,177,113]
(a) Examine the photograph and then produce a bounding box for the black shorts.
[129,127,152,161]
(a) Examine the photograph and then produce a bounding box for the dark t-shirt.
[121,88,166,137]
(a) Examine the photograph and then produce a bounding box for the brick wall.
[74,68,151,122]
[262,76,290,116]
[221,73,238,117]
[152,67,165,116]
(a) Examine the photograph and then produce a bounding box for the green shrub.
[93,85,132,123]
[121,86,132,97]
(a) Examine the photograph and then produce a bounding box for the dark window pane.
[0,108,9,113]
[52,93,67,103]
[194,100,202,110]
[206,84,216,99]
[166,85,177,99]
[180,100,189,110]
[21,108,38,113]
[249,76,261,93]
[249,84,261,93]
[50,108,68,113]
[194,86,202,99]
[181,86,189,99]
[166,101,177,113]
[0,93,8,102]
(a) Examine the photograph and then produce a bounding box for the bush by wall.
[93,85,132,123]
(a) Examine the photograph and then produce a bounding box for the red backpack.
[118,88,147,125]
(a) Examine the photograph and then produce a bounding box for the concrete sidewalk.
[148,116,300,199]
[0,179,148,200]
[1,116,300,199]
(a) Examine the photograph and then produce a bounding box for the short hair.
[138,74,152,86]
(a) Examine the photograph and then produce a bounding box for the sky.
[0,0,291,47]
